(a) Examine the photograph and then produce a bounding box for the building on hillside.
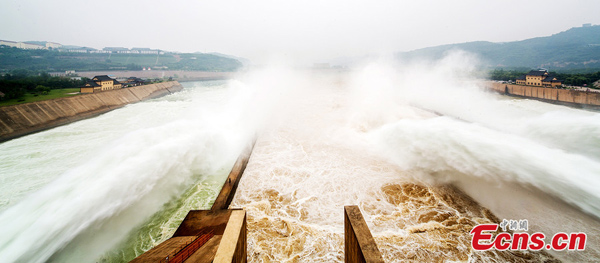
[515,75,526,85]
[113,79,122,89]
[122,77,146,87]
[0,40,44,49]
[45,42,62,49]
[516,69,562,88]
[19,42,45,49]
[0,40,19,48]
[0,40,63,50]
[90,50,111,54]
[61,47,97,53]
[80,75,123,93]
[92,75,122,91]
[132,47,160,54]
[103,47,129,53]
[80,81,101,93]
[67,49,87,53]
[542,76,562,88]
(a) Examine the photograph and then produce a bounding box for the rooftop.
[92,75,114,81]
[83,81,101,87]
[527,70,548,76]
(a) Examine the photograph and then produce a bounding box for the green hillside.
[396,25,600,70]
[0,47,243,72]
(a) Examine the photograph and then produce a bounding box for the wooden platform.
[130,141,254,263]
[173,209,234,237]
[130,209,246,263]
[130,141,385,263]
[129,236,196,262]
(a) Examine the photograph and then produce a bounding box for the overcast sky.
[1,0,599,65]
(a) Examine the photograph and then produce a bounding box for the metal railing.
[159,228,215,263]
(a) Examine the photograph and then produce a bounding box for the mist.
[229,52,600,261]
[1,51,599,262]
[0,84,257,262]
[3,0,600,65]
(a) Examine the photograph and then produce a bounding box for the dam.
[487,82,600,110]
[0,81,184,142]
[0,64,599,262]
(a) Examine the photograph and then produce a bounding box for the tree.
[35,85,51,95]
[0,81,26,100]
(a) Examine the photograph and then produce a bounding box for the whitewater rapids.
[231,59,600,262]
[0,81,254,262]
[1,55,599,262]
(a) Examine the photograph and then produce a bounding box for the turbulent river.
[1,58,600,262]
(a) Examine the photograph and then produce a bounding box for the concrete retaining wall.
[488,82,600,109]
[0,81,183,142]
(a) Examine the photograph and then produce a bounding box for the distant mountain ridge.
[0,47,243,72]
[208,52,251,66]
[396,25,600,69]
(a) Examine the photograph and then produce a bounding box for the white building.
[90,50,111,54]
[0,40,58,50]
[67,49,88,53]
[0,40,19,48]
[17,42,45,49]
[45,42,62,49]
[132,47,160,54]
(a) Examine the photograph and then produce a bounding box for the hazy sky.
[1,0,599,64]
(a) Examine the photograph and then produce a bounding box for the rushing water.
[230,59,600,262]
[1,56,600,262]
[0,81,253,263]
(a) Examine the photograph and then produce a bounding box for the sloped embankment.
[0,81,183,142]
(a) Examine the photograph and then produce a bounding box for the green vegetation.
[489,68,600,88]
[397,25,600,69]
[0,88,80,107]
[0,46,243,72]
[98,173,226,263]
[0,70,87,106]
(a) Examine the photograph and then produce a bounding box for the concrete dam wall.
[0,81,183,142]
[488,82,600,109]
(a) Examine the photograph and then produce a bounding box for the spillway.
[0,81,253,263]
[1,60,600,262]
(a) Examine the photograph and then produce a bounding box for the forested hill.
[0,47,243,72]
[396,25,600,69]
